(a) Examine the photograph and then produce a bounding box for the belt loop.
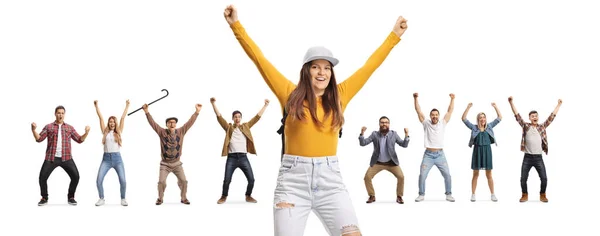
[294,156,298,166]
[326,157,330,166]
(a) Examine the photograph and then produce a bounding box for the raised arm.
[543,99,562,128]
[443,93,455,123]
[508,96,519,116]
[552,99,562,116]
[413,93,425,123]
[71,125,90,143]
[93,100,106,133]
[118,99,130,133]
[462,102,472,121]
[224,5,295,106]
[492,102,502,120]
[338,16,407,103]
[358,127,375,146]
[247,99,270,128]
[210,98,228,131]
[31,122,44,142]
[394,128,410,148]
[178,104,202,135]
[143,104,163,134]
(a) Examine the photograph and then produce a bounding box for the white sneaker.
[415,195,425,202]
[491,194,498,202]
[470,194,476,202]
[446,194,455,202]
[121,199,128,206]
[95,199,105,206]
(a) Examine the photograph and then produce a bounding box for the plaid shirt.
[37,121,84,162]
[515,113,556,155]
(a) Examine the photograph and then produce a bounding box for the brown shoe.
[217,196,227,204]
[519,193,528,202]
[366,196,376,204]
[181,199,190,205]
[155,198,163,205]
[246,195,257,203]
[540,193,548,203]
[396,196,404,204]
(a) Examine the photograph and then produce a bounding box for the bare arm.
[508,96,518,116]
[118,100,130,133]
[462,102,472,121]
[443,93,455,123]
[31,122,44,142]
[93,100,106,133]
[247,99,270,128]
[210,98,228,130]
[552,99,562,115]
[492,102,502,120]
[413,93,425,123]
[256,99,269,117]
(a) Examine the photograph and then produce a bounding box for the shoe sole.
[38,203,47,206]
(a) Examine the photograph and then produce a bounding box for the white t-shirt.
[423,119,446,149]
[104,130,121,153]
[228,127,248,153]
[55,124,63,158]
[524,127,543,155]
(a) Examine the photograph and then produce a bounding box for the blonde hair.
[476,112,487,129]
[102,116,122,146]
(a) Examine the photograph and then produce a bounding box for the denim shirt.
[463,118,501,147]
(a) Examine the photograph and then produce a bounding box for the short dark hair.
[55,105,65,113]
[379,116,390,122]
[430,108,439,115]
[528,110,538,116]
[165,117,178,124]
[232,110,242,118]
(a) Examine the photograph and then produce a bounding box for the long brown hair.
[285,62,344,130]
[102,116,122,146]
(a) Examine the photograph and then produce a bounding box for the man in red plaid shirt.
[32,105,90,206]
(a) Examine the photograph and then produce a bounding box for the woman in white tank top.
[93,100,130,206]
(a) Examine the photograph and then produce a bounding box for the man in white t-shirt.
[413,93,455,202]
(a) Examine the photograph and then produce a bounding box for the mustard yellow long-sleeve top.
[230,21,401,157]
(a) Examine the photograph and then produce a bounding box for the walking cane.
[128,89,169,116]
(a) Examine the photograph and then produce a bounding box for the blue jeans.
[96,152,126,199]
[418,150,452,195]
[222,153,255,196]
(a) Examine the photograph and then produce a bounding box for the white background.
[1,0,598,235]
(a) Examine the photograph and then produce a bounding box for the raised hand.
[142,104,149,113]
[126,99,130,106]
[468,102,473,108]
[558,99,563,105]
[85,125,91,133]
[31,122,37,131]
[361,126,367,134]
[449,93,455,99]
[508,96,513,103]
[413,93,418,98]
[210,97,216,103]
[195,104,203,112]
[264,99,270,106]
[404,128,409,135]
[393,16,408,38]
[223,5,238,25]
[491,102,497,107]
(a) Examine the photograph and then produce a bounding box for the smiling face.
[379,117,390,133]
[529,111,539,124]
[430,109,440,124]
[108,116,117,131]
[309,59,332,96]
[477,113,487,126]
[232,111,242,125]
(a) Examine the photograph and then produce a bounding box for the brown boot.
[540,193,548,203]
[217,196,227,204]
[246,195,257,203]
[396,196,404,204]
[519,193,528,202]
[366,196,376,204]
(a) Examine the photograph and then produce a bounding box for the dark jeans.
[39,157,80,199]
[222,153,255,196]
[520,153,547,194]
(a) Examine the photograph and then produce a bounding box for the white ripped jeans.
[273,155,360,236]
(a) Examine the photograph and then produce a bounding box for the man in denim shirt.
[508,96,562,203]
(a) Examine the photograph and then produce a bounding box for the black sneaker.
[38,198,48,206]
[68,198,77,206]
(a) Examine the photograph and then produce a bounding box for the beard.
[379,127,389,133]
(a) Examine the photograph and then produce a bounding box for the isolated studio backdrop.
[1,0,598,235]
